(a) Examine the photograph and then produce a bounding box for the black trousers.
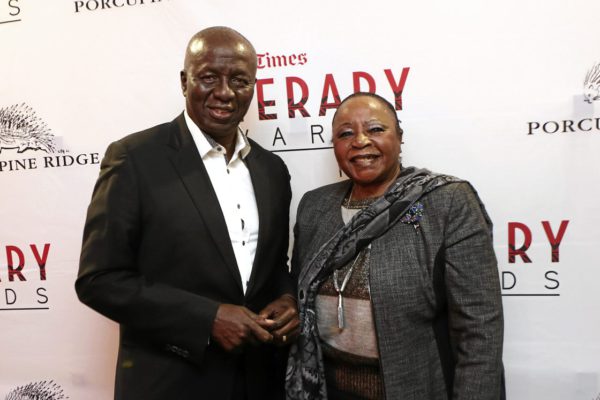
[230,358,248,400]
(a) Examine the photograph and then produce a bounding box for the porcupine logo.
[584,62,600,104]
[0,103,56,154]
[4,380,69,400]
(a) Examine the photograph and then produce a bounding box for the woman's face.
[332,96,402,194]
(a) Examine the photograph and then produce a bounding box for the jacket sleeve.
[75,140,219,365]
[442,183,504,400]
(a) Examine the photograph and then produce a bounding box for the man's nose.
[213,77,235,99]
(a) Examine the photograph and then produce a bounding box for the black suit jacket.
[76,114,294,400]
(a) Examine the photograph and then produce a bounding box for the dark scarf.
[286,167,461,400]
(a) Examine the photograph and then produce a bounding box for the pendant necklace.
[336,185,372,329]
[333,252,361,330]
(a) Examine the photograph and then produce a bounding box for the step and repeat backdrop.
[1,1,599,399]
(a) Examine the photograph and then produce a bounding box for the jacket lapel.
[167,114,243,293]
[315,180,351,251]
[300,181,349,278]
[320,182,348,237]
[243,148,270,298]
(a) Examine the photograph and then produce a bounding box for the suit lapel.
[244,148,269,298]
[167,114,243,293]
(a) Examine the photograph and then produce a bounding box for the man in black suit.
[76,26,299,400]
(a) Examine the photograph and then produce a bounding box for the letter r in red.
[508,222,532,263]
[6,245,26,281]
[286,77,310,118]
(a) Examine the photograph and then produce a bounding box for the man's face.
[181,38,257,141]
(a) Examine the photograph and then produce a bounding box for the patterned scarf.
[285,167,461,400]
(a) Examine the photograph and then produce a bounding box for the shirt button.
[237,204,240,209]
[242,241,246,246]
[227,169,230,174]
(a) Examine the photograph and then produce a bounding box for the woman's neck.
[350,165,401,201]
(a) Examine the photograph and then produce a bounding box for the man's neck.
[212,134,236,162]
[202,129,238,162]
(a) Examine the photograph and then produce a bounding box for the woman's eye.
[338,130,353,138]
[368,126,384,133]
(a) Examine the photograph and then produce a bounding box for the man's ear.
[180,70,187,96]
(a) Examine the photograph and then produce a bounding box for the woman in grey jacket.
[286,92,505,400]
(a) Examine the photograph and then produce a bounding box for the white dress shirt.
[184,111,259,294]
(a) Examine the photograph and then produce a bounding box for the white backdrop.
[1,1,600,399]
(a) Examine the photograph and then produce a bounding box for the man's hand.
[211,304,274,352]
[258,294,300,346]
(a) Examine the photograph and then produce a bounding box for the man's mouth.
[208,107,234,120]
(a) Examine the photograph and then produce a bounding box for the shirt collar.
[184,110,251,160]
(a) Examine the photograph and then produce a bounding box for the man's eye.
[338,130,353,138]
[231,77,250,88]
[200,75,217,84]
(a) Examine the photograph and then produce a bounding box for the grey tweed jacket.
[291,177,505,400]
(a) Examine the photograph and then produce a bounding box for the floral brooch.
[400,201,424,231]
